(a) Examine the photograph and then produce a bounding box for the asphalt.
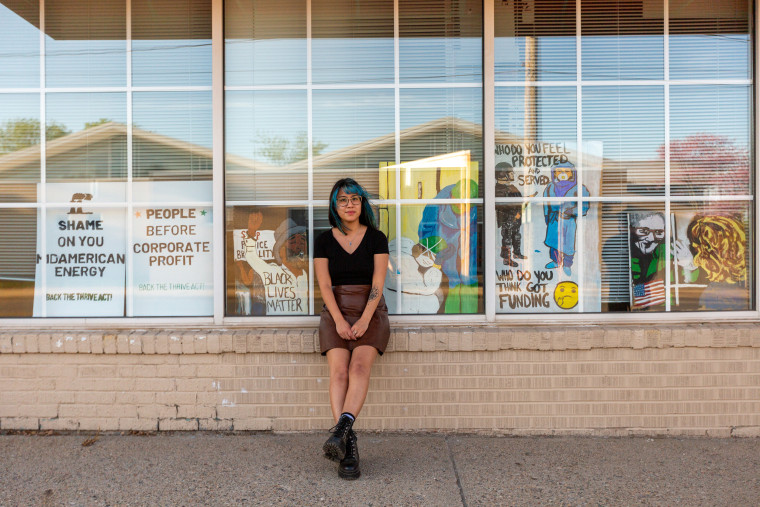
[1,432,759,506]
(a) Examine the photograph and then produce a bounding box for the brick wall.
[1,324,759,436]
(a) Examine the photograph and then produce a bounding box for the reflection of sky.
[313,38,394,84]
[225,39,306,86]
[225,90,307,161]
[582,35,665,80]
[0,94,39,126]
[45,38,127,87]
[47,92,126,131]
[496,36,577,81]
[133,92,212,149]
[312,89,395,153]
[0,3,40,87]
[132,39,212,87]
[400,38,481,83]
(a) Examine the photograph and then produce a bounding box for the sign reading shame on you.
[34,181,212,317]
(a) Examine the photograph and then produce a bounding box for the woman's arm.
[352,252,389,338]
[314,257,355,340]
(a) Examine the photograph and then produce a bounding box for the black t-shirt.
[314,227,389,286]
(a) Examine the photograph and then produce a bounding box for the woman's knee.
[330,365,349,384]
[348,360,371,379]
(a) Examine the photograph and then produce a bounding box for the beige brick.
[137,405,177,419]
[408,329,421,351]
[16,405,58,418]
[51,334,65,353]
[178,405,215,419]
[11,335,25,354]
[155,391,196,406]
[0,335,12,354]
[128,333,142,354]
[1,417,39,430]
[40,417,80,431]
[392,329,408,351]
[421,328,435,351]
[219,332,234,352]
[75,334,91,354]
[142,334,156,354]
[233,417,273,431]
[168,334,183,354]
[486,328,500,351]
[90,334,104,354]
[154,332,169,354]
[206,333,221,354]
[78,418,119,431]
[134,378,174,392]
[259,329,275,352]
[460,329,473,351]
[116,333,130,354]
[181,333,195,355]
[103,334,118,354]
[472,329,486,351]
[301,330,316,354]
[732,426,760,437]
[199,418,233,431]
[194,334,208,354]
[159,418,199,431]
[287,330,302,353]
[119,418,158,431]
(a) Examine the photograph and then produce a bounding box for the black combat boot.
[322,413,354,462]
[339,430,360,480]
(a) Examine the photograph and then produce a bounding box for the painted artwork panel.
[670,211,751,311]
[494,141,602,313]
[226,206,309,316]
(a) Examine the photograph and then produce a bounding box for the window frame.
[1,0,757,328]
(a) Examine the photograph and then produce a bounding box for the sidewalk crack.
[445,435,468,507]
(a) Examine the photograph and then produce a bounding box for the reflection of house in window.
[0,122,215,316]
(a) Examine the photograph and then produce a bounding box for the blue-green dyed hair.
[328,178,377,233]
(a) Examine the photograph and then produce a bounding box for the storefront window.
[225,0,483,316]
[1,1,754,320]
[494,0,754,314]
[0,0,212,317]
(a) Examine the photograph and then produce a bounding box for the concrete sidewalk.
[1,432,759,506]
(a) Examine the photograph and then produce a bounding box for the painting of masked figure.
[494,141,602,313]
[627,210,750,312]
[227,207,309,316]
[379,151,481,314]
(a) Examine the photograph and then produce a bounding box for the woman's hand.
[351,316,370,338]
[335,318,356,341]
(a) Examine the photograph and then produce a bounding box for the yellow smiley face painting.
[554,281,578,309]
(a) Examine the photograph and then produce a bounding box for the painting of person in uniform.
[244,212,309,315]
[418,179,478,313]
[543,161,589,276]
[495,162,526,267]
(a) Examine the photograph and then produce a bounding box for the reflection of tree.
[257,131,327,164]
[659,133,750,198]
[0,118,70,154]
[84,118,112,130]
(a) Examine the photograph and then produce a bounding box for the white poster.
[494,141,603,313]
[34,181,213,317]
[131,181,213,316]
[33,183,127,317]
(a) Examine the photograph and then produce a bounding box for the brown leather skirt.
[319,285,390,355]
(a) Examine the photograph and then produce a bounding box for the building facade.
[1,0,758,435]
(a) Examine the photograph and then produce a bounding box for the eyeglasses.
[633,227,665,240]
[337,196,362,207]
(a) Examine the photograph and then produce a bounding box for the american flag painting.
[632,279,666,310]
